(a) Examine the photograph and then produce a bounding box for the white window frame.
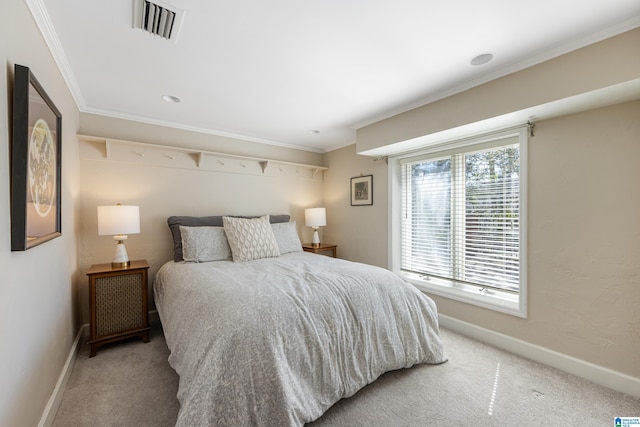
[389,126,528,318]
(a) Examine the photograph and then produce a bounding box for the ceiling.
[33,0,640,153]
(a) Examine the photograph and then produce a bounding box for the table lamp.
[98,204,140,268]
[305,207,326,247]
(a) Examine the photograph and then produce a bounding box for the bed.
[154,215,446,426]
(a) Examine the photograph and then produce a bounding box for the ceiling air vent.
[133,0,184,43]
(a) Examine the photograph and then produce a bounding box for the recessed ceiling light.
[308,130,320,135]
[161,94,182,103]
[470,53,494,66]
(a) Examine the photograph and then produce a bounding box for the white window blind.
[400,138,521,293]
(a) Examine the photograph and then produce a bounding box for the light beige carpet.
[52,319,639,426]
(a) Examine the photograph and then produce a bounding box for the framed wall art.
[11,64,62,251]
[350,174,373,206]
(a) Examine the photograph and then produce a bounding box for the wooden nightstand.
[87,260,150,357]
[302,243,337,258]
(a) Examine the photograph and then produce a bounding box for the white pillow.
[271,221,303,254]
[222,215,280,262]
[179,226,232,263]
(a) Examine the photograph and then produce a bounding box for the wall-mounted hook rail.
[78,134,328,178]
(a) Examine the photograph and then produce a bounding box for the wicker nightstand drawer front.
[95,273,144,337]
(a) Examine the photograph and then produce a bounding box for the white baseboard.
[37,310,161,426]
[37,326,84,427]
[439,314,640,399]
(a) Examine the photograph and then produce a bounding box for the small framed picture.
[351,175,373,206]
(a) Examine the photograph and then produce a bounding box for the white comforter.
[154,252,446,426]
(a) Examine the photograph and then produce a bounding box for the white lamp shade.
[97,205,140,236]
[305,208,326,227]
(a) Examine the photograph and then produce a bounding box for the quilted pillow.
[180,226,232,263]
[271,221,303,254]
[222,215,280,262]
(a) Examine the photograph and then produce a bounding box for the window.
[390,128,527,317]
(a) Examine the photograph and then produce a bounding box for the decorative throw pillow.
[271,221,303,254]
[222,215,280,262]
[180,226,232,262]
[167,215,291,262]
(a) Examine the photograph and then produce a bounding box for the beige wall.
[338,28,640,379]
[77,116,325,323]
[0,1,81,426]
[433,100,639,377]
[323,145,388,267]
[331,102,640,381]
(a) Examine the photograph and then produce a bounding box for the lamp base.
[311,228,320,247]
[112,238,131,269]
[111,260,131,269]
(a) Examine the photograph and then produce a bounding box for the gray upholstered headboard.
[168,214,291,262]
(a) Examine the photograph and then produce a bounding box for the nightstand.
[87,260,150,357]
[302,243,337,258]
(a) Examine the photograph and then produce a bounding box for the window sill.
[400,271,526,318]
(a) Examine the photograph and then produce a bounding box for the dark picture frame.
[11,64,62,251]
[350,174,373,206]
